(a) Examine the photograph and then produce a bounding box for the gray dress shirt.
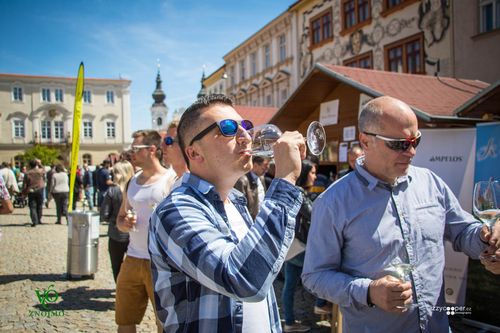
[302,159,486,333]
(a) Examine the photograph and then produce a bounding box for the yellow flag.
[68,63,84,212]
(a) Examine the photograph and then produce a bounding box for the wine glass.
[126,207,138,232]
[473,180,500,260]
[384,240,416,310]
[247,121,326,157]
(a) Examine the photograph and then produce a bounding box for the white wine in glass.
[247,121,326,157]
[473,180,500,260]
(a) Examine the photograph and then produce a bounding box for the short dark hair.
[178,94,234,166]
[252,156,265,165]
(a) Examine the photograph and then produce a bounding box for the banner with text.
[412,128,476,305]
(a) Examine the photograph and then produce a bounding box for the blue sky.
[0,0,292,131]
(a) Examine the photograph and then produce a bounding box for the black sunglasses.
[189,119,254,146]
[363,131,422,151]
[164,136,176,146]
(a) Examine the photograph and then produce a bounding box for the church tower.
[150,63,168,130]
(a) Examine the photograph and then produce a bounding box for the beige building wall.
[451,0,500,83]
[205,65,227,96]
[0,74,131,166]
[223,10,298,108]
[293,0,454,79]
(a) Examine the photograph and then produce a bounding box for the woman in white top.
[50,164,70,224]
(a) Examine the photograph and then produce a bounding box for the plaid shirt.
[149,173,302,333]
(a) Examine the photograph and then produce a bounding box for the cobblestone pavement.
[0,204,331,333]
[2,205,485,333]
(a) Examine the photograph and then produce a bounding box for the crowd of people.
[0,94,499,333]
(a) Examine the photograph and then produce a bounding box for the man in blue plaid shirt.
[149,94,306,332]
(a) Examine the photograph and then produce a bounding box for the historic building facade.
[207,0,498,107]
[0,73,131,166]
[223,10,298,108]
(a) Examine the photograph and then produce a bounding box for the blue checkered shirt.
[149,173,302,333]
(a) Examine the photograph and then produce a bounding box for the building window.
[240,59,246,82]
[13,119,25,138]
[157,117,162,126]
[250,52,257,77]
[480,0,500,33]
[229,66,235,86]
[54,121,64,139]
[342,0,371,31]
[12,87,23,102]
[279,34,287,62]
[219,83,223,94]
[82,153,92,165]
[281,89,288,104]
[310,9,333,47]
[106,121,116,138]
[83,121,93,138]
[385,34,424,74]
[83,90,92,104]
[106,91,115,104]
[54,88,64,102]
[343,51,373,68]
[264,44,271,69]
[42,88,51,102]
[266,95,272,106]
[41,120,52,139]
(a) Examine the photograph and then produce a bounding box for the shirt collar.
[182,172,246,204]
[354,157,411,191]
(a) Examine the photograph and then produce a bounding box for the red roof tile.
[234,105,278,126]
[321,64,489,116]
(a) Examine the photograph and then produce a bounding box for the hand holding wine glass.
[247,121,326,158]
[126,207,138,232]
[473,180,500,260]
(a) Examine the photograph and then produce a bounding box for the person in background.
[71,166,83,211]
[148,94,305,332]
[100,160,134,282]
[264,161,276,189]
[96,160,113,209]
[0,176,14,214]
[282,159,329,332]
[0,162,19,196]
[336,146,363,179]
[23,160,46,227]
[92,164,100,208]
[302,96,490,332]
[45,164,55,208]
[234,156,270,219]
[161,120,189,179]
[82,163,94,210]
[50,164,69,225]
[115,130,176,333]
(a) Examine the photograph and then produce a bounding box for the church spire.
[152,61,166,106]
[197,69,207,99]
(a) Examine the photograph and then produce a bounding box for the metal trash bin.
[67,210,100,279]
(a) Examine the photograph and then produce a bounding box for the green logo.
[35,284,59,310]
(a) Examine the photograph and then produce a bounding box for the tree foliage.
[18,145,61,166]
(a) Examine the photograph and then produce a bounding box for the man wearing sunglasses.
[149,94,306,332]
[303,96,490,333]
[115,129,176,333]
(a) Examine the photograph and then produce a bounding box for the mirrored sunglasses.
[189,119,254,146]
[164,136,176,146]
[364,131,422,151]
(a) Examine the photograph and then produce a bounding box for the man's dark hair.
[252,156,265,165]
[29,160,37,169]
[178,94,234,167]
